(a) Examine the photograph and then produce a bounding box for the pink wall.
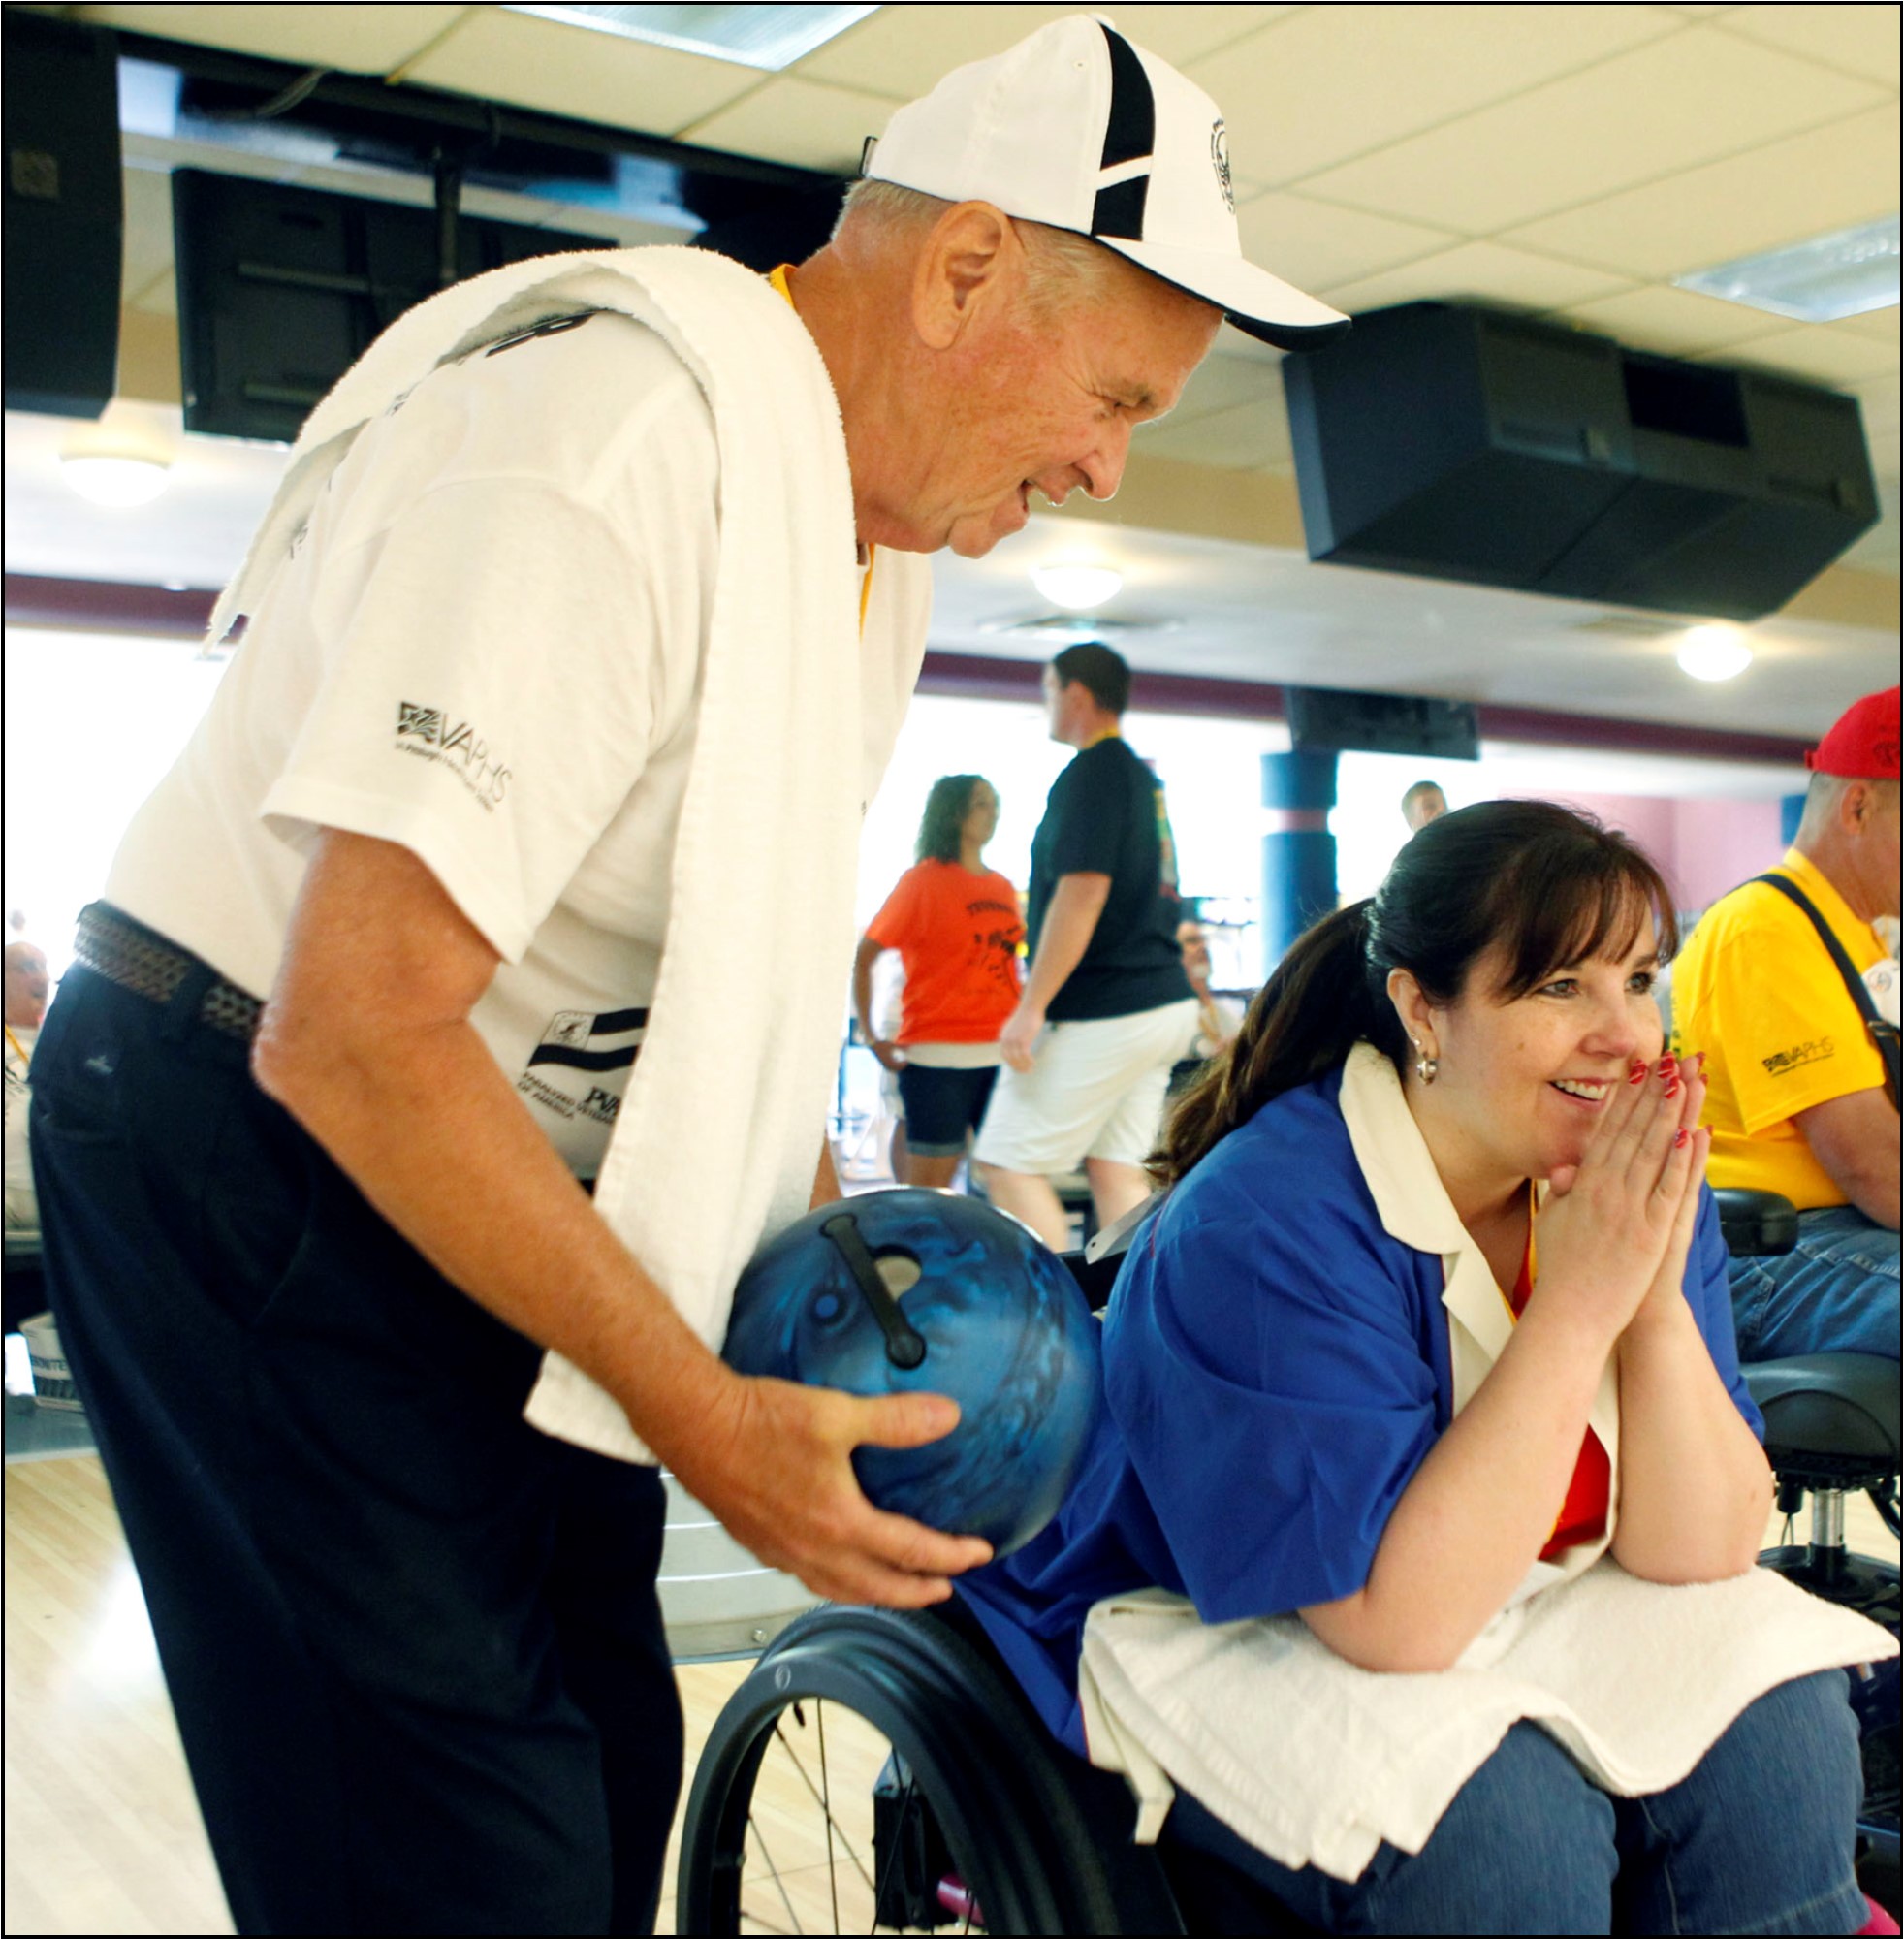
[1512,789,1788,915]
[1667,796,1788,911]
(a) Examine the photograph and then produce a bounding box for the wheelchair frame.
[675,1603,1189,1936]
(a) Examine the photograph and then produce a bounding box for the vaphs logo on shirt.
[395,701,511,809]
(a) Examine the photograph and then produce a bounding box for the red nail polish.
[1665,1079,1681,1099]
[1628,1063,1647,1084]
[1674,1127,1689,1148]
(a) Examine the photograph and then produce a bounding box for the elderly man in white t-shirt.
[27,17,1346,1933]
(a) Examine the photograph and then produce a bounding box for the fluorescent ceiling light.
[504,5,878,71]
[1675,624,1753,684]
[1673,215,1900,325]
[60,454,171,508]
[1032,563,1124,612]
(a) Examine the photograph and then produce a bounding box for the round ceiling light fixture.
[1031,561,1123,612]
[59,452,172,508]
[1675,623,1753,683]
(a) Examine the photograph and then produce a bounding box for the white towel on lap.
[1080,1560,1897,1883]
[212,246,929,1462]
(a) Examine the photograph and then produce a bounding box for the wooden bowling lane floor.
[7,1450,1899,1935]
[5,1455,936,1936]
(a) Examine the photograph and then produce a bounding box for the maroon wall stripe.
[920,651,1812,768]
[6,573,218,639]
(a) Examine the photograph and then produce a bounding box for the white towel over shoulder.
[1080,1560,1896,1883]
[210,245,931,1462]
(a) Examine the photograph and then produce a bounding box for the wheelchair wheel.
[675,1604,1173,1935]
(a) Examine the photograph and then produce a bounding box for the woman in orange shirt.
[854,775,1024,1189]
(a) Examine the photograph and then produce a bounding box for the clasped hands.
[1535,1051,1711,1344]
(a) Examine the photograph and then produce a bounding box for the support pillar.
[1261,750,1338,978]
[1780,792,1805,848]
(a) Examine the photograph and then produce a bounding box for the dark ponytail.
[1149,800,1678,1188]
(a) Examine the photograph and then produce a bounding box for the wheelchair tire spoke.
[746,1814,804,1936]
[818,1701,842,1937]
[768,1717,878,1896]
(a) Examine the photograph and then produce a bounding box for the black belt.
[74,903,266,1044]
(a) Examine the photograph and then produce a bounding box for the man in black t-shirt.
[972,643,1199,1249]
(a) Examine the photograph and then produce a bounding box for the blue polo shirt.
[956,1065,1760,1756]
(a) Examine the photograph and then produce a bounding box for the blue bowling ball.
[723,1189,1101,1556]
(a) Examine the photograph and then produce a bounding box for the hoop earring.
[1407,1035,1439,1085]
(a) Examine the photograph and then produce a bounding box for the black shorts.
[896,1063,1000,1157]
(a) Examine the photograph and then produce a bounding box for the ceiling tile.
[1318,240,1634,315]
[1079,6,1299,68]
[794,7,1323,109]
[793,6,1067,98]
[678,76,898,173]
[120,162,175,312]
[1554,286,1794,358]
[1235,191,1459,295]
[1718,3,1901,86]
[399,10,762,138]
[1501,106,1900,279]
[1164,352,1286,425]
[1851,372,1901,431]
[1715,325,1903,389]
[1835,306,1902,346]
[1185,5,1681,190]
[1852,378,1901,476]
[74,4,472,75]
[1211,321,1287,366]
[1134,398,1292,470]
[1296,25,1886,234]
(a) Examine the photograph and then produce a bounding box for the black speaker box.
[3,12,123,419]
[172,169,614,442]
[1285,302,1880,622]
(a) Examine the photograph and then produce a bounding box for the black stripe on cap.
[1092,22,1154,240]
[1097,23,1155,169]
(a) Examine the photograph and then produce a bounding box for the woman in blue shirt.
[961,801,1876,1936]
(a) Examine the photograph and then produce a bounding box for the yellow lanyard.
[768,263,876,634]
[4,1025,27,1069]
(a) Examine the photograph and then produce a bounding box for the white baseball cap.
[861,14,1349,351]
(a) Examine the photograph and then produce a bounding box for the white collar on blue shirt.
[1337,1041,1620,1581]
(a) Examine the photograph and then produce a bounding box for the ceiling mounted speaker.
[1284,302,1880,623]
[3,12,123,419]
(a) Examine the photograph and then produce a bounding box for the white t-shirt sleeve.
[260,333,714,964]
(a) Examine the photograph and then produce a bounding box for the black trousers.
[30,964,683,1936]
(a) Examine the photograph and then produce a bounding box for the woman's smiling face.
[1407,917,1667,1196]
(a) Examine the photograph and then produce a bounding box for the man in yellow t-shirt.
[1672,685,1900,1362]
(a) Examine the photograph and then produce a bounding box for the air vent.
[977,614,1182,643]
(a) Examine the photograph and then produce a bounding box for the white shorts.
[973,998,1199,1177]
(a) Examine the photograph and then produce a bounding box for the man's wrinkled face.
[896,264,1220,559]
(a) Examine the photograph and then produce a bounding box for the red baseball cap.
[1806,685,1901,779]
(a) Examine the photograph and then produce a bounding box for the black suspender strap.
[1752,873,1901,1109]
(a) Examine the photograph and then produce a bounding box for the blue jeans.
[29,963,683,1936]
[1729,1204,1901,1362]
[1163,1670,1868,1936]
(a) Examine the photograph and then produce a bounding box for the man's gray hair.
[1797,768,1901,844]
[835,177,1130,315]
